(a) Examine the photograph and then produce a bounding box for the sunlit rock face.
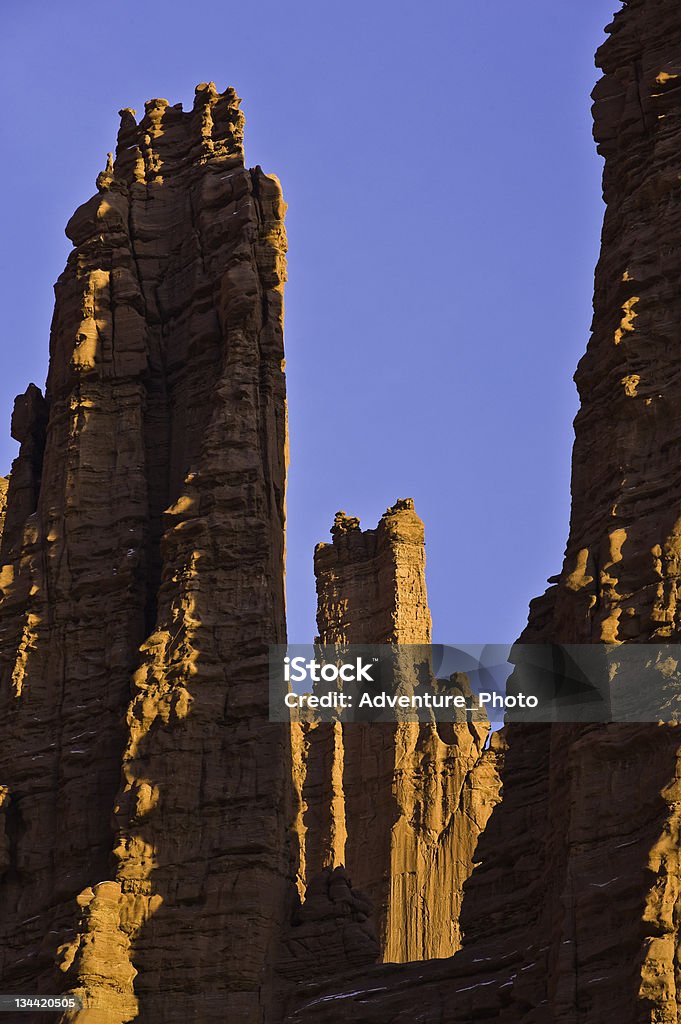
[290,500,502,967]
[0,85,289,1023]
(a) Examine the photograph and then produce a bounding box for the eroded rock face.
[315,500,432,647]
[0,84,289,1023]
[7,3,681,1020]
[277,866,379,984]
[292,501,502,966]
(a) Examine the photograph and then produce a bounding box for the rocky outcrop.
[293,500,502,965]
[0,84,289,1023]
[277,866,379,984]
[315,500,432,646]
[0,385,47,563]
[0,476,8,543]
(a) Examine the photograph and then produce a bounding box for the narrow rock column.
[0,84,291,1024]
[303,499,501,963]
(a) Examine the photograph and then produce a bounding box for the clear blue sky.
[1,1,621,643]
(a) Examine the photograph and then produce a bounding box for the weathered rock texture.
[282,3,681,1022]
[275,865,380,991]
[7,4,681,1021]
[315,501,432,647]
[293,500,501,966]
[0,84,289,1023]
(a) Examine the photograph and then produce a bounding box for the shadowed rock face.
[0,84,289,1023]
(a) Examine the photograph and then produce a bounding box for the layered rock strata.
[0,84,289,1024]
[295,500,502,965]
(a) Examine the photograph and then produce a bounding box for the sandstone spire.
[294,500,501,964]
[0,85,289,1023]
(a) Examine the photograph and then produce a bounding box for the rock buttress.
[293,500,501,967]
[0,84,291,1024]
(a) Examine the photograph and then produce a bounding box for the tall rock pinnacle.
[290,501,501,965]
[0,85,289,1023]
